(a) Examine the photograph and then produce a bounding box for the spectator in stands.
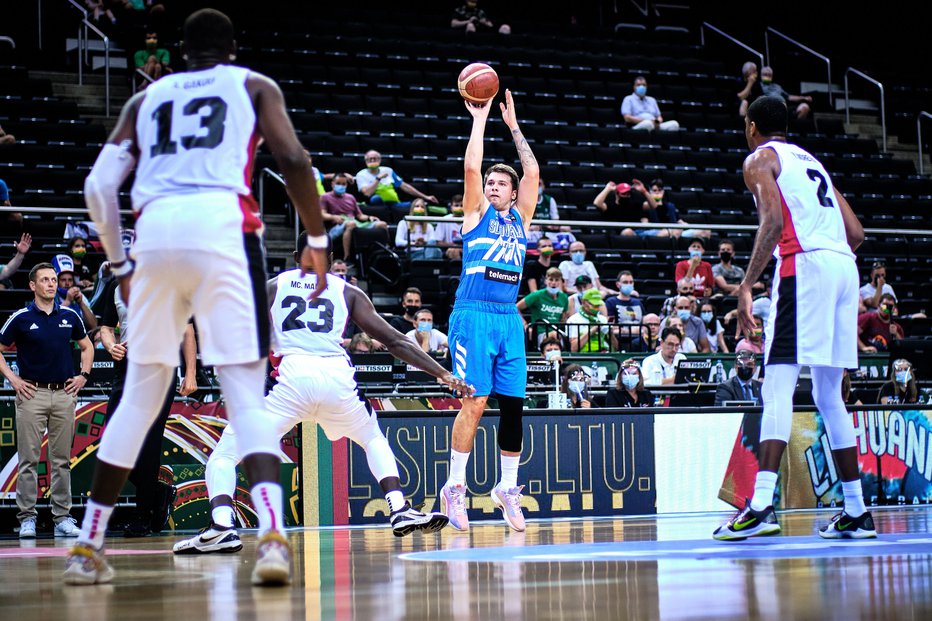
[663,315,697,353]
[558,241,615,296]
[405,308,449,357]
[593,181,645,234]
[737,61,764,118]
[859,260,896,309]
[0,177,23,230]
[322,172,387,264]
[760,66,812,120]
[534,179,559,225]
[672,295,711,352]
[674,237,715,298]
[134,32,172,89]
[858,293,903,353]
[712,238,745,296]
[517,268,569,344]
[661,277,696,318]
[735,314,765,354]
[714,350,762,406]
[0,124,14,146]
[0,262,94,538]
[540,336,564,365]
[566,289,613,353]
[878,358,918,404]
[388,287,422,333]
[85,0,116,24]
[522,236,556,292]
[842,369,863,406]
[307,152,355,196]
[606,359,654,408]
[605,270,643,324]
[52,255,97,331]
[330,259,358,286]
[621,76,679,132]
[66,237,95,289]
[0,233,32,289]
[395,199,441,260]
[700,301,728,353]
[451,0,511,35]
[355,151,437,214]
[348,333,375,354]
[566,275,608,318]
[642,327,686,386]
[634,313,662,352]
[561,364,593,408]
[432,194,465,260]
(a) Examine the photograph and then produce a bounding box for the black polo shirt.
[0,301,87,383]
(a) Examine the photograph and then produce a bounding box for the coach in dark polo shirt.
[0,262,94,538]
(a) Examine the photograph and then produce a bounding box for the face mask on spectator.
[752,328,763,339]
[568,380,587,395]
[417,321,432,333]
[761,78,773,85]
[895,370,910,384]
[701,311,714,323]
[571,252,585,265]
[57,286,70,299]
[634,85,647,96]
[736,366,755,381]
[689,250,702,259]
[676,309,692,321]
[412,207,426,216]
[651,192,663,203]
[539,246,554,257]
[620,284,634,296]
[333,184,347,195]
[622,374,639,390]
[544,348,561,361]
[546,285,561,296]
[404,305,420,316]
[880,304,893,316]
[452,206,464,216]
[72,248,87,259]
[719,251,732,262]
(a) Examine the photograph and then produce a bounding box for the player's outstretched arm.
[832,187,865,252]
[501,89,540,227]
[462,100,492,220]
[345,286,473,396]
[738,148,783,337]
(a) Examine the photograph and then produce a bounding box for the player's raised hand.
[464,99,492,119]
[500,89,519,130]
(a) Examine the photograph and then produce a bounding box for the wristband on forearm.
[306,234,328,249]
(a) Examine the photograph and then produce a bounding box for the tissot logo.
[485,267,520,284]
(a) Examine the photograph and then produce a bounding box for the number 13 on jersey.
[150,96,228,157]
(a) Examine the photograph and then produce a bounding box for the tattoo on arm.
[743,223,781,287]
[512,128,537,169]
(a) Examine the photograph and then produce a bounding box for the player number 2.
[806,168,835,208]
[150,97,228,157]
[281,296,334,333]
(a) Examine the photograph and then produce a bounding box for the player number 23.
[281,296,334,333]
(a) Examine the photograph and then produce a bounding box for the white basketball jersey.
[271,271,349,358]
[756,140,854,259]
[132,64,258,211]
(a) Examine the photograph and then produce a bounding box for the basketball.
[457,63,499,104]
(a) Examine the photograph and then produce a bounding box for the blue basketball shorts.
[448,299,527,398]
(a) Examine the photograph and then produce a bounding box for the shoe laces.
[501,486,523,512]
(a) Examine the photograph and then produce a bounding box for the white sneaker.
[54,517,81,537]
[173,525,243,555]
[63,543,114,585]
[19,518,36,539]
[491,484,527,532]
[251,530,291,586]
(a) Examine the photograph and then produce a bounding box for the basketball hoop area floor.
[1,508,930,620]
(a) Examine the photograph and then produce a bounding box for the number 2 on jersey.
[281,295,334,333]
[150,97,228,157]
[806,168,835,208]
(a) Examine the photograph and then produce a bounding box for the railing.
[257,167,300,240]
[919,111,932,176]
[700,22,764,68]
[65,0,87,85]
[764,27,832,107]
[65,0,111,116]
[0,36,15,49]
[132,68,155,95]
[845,68,886,153]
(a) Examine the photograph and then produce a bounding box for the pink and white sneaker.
[439,482,470,531]
[491,484,526,532]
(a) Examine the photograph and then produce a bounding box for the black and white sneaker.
[390,503,449,537]
[819,511,877,539]
[713,500,781,541]
[173,524,243,554]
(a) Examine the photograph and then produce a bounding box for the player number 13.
[150,96,228,157]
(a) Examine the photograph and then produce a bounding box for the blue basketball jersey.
[455,206,527,305]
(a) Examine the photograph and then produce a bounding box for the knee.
[498,24,511,35]
[797,103,811,118]
[496,395,524,452]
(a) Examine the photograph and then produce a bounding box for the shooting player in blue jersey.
[439,89,540,533]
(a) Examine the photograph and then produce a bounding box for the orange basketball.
[457,63,499,104]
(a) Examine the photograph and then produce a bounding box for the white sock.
[386,490,406,513]
[842,479,867,517]
[78,500,114,549]
[250,482,284,536]
[211,505,236,529]
[750,470,778,512]
[499,454,520,489]
[448,449,470,487]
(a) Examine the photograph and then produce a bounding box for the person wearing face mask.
[735,314,766,354]
[558,241,615,296]
[759,66,813,121]
[517,268,569,345]
[879,359,918,405]
[567,275,610,320]
[404,308,449,357]
[321,173,386,265]
[388,287,423,334]
[134,32,172,89]
[857,293,903,353]
[539,337,564,365]
[672,295,711,353]
[714,351,762,406]
[567,289,613,353]
[432,195,466,260]
[700,302,728,353]
[561,365,593,408]
[52,255,97,331]
[605,270,644,348]
[66,237,95,289]
[355,150,437,216]
[662,314,697,353]
[606,360,654,408]
[712,239,746,296]
[522,236,556,292]
[621,76,679,131]
[674,237,715,298]
[396,199,441,260]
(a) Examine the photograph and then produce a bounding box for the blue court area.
[401,532,932,563]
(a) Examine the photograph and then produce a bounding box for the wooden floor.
[1,508,931,620]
